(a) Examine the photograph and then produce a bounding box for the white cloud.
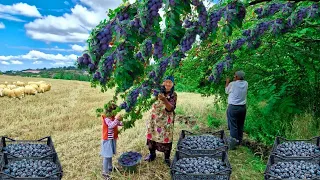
[10,60,23,64]
[6,45,79,52]
[64,1,70,5]
[0,13,25,22]
[71,44,86,52]
[51,61,74,67]
[0,3,41,17]
[0,55,14,60]
[0,50,77,62]
[1,61,10,65]
[33,61,43,64]
[51,62,67,66]
[22,50,77,61]
[25,0,122,43]
[0,22,4,29]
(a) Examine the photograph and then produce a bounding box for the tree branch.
[294,37,320,42]
[249,0,320,6]
[286,44,320,58]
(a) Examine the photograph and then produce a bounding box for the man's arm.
[225,78,232,94]
[226,78,230,88]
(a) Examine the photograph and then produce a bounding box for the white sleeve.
[225,82,233,94]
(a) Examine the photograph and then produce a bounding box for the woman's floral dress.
[146,92,177,152]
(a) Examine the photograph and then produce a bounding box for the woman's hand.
[115,113,122,121]
[158,93,166,101]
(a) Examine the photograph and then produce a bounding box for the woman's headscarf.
[164,75,174,84]
[163,75,175,95]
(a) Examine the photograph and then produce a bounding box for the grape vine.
[76,0,320,131]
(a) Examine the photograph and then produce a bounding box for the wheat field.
[0,75,264,180]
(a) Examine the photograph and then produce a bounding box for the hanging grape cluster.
[255,2,294,19]
[170,51,186,68]
[142,40,153,59]
[222,2,246,24]
[135,52,145,63]
[124,87,141,112]
[98,53,115,84]
[130,18,146,34]
[198,2,209,39]
[183,19,193,28]
[181,31,197,53]
[154,37,164,59]
[77,53,97,73]
[208,10,223,32]
[115,13,130,36]
[207,53,236,83]
[198,1,208,28]
[147,0,163,20]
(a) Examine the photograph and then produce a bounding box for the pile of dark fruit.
[119,151,142,166]
[3,159,60,178]
[267,160,320,179]
[173,156,228,174]
[275,141,320,157]
[180,135,224,150]
[3,143,52,157]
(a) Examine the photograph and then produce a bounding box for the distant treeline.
[3,66,91,82]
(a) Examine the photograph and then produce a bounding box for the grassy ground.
[0,75,265,180]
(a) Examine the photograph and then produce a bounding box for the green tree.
[75,0,319,133]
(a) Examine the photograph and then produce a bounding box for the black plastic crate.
[170,150,232,180]
[0,153,63,179]
[264,155,320,180]
[271,136,320,160]
[177,130,228,157]
[0,136,57,159]
[0,153,4,172]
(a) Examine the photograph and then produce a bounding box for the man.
[225,71,248,150]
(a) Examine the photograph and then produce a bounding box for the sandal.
[144,154,156,162]
[102,173,111,180]
[108,167,117,172]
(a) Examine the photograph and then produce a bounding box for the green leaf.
[225,24,233,36]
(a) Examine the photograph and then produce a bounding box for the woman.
[145,76,177,166]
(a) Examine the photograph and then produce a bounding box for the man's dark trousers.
[227,104,247,143]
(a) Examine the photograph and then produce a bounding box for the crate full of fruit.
[170,150,232,180]
[271,136,320,160]
[264,154,320,180]
[177,130,228,157]
[0,152,63,179]
[0,136,57,159]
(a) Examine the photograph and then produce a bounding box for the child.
[101,103,123,180]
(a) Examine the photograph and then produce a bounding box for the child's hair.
[105,103,118,117]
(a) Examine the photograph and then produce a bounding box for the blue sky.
[0,0,122,71]
[0,0,217,72]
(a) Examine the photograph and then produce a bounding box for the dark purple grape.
[242,29,251,37]
[83,58,90,65]
[83,53,89,59]
[224,43,231,50]
[77,57,84,65]
[88,63,95,71]
[120,102,128,109]
[93,72,101,80]
[208,75,215,82]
